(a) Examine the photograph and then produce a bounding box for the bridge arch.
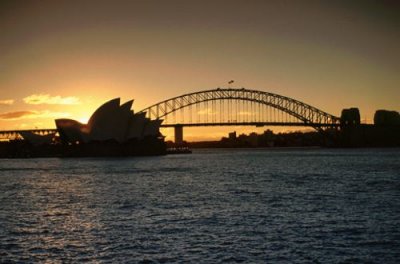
[140,88,340,130]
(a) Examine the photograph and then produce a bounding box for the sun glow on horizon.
[78,117,90,124]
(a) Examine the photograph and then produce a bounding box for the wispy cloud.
[23,94,80,105]
[0,110,70,120]
[0,99,14,105]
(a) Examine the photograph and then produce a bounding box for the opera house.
[0,98,166,158]
[55,98,163,144]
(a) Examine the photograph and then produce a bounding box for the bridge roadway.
[161,122,340,128]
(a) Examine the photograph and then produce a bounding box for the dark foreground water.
[0,148,399,263]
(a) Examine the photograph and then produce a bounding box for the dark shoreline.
[0,138,166,159]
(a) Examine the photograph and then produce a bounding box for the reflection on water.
[1,149,400,262]
[6,167,104,261]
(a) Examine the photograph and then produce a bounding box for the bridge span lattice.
[140,88,340,130]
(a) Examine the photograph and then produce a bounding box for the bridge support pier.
[174,125,183,144]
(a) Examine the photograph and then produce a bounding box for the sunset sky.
[0,0,399,141]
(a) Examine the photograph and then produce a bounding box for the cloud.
[0,111,36,119]
[0,110,70,120]
[23,94,80,105]
[0,99,14,105]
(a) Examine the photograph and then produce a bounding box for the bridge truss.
[140,88,340,130]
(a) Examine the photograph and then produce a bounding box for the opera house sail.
[0,98,166,158]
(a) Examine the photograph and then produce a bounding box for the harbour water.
[1,148,399,263]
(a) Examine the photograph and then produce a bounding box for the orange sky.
[0,0,399,141]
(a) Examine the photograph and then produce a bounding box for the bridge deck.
[160,122,340,128]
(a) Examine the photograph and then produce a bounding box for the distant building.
[340,108,360,126]
[228,131,237,140]
[374,110,400,126]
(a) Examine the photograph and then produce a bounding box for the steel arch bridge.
[140,88,340,131]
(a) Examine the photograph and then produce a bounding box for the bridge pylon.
[174,125,183,144]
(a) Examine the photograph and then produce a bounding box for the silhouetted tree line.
[184,129,327,148]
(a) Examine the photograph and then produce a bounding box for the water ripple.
[0,148,399,262]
